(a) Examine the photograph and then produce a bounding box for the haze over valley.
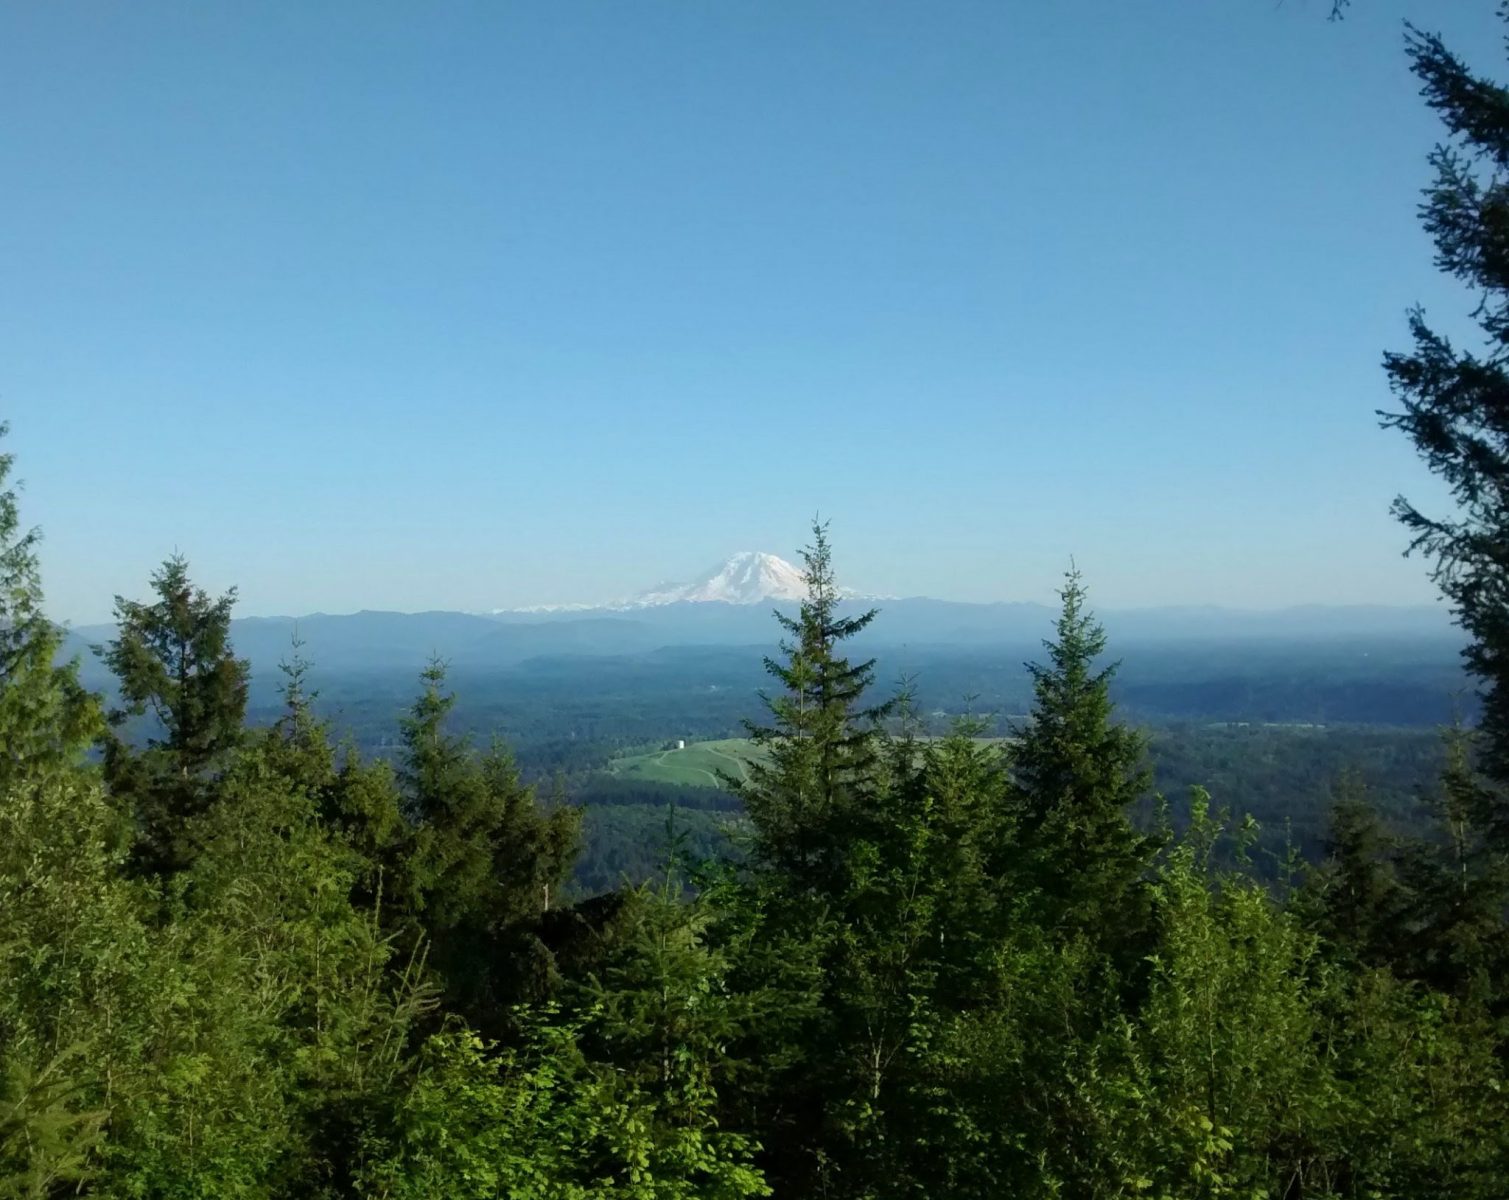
[63,549,1455,678]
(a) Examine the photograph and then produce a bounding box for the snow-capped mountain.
[625,552,808,608]
[492,552,812,615]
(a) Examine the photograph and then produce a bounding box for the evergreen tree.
[568,854,769,1200]
[729,538,1027,1200]
[0,432,137,1195]
[1303,773,1408,970]
[1385,727,1509,1003]
[739,520,893,892]
[1372,15,1509,1016]
[260,634,336,792]
[323,748,412,925]
[1380,15,1509,817]
[722,523,898,1197]
[102,737,431,1199]
[1094,794,1509,1200]
[810,721,1001,1200]
[100,555,250,874]
[1008,567,1154,940]
[913,718,1016,1005]
[0,425,99,792]
[400,659,580,1028]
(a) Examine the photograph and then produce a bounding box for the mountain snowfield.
[500,552,817,613]
[624,551,809,608]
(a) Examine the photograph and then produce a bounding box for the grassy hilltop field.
[603,738,765,788]
[601,735,1015,790]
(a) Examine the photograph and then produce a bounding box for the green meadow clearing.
[604,738,766,788]
[603,735,1013,789]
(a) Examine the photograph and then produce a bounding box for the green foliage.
[1305,726,1509,1009]
[95,735,430,1197]
[0,1048,106,1200]
[100,554,251,874]
[1008,567,1155,944]
[0,431,138,1196]
[364,861,771,1200]
[573,804,737,901]
[1099,793,1335,1198]
[1381,16,1509,813]
[1098,793,1508,1200]
[0,427,100,794]
[362,1018,768,1200]
[321,749,411,919]
[0,409,1506,1200]
[1298,771,1407,969]
[0,761,141,1198]
[572,872,769,1199]
[401,658,581,1028]
[740,520,893,890]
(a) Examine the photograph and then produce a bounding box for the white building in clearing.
[676,739,686,750]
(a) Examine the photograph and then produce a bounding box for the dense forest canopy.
[5,7,1509,1199]
[9,491,1508,1197]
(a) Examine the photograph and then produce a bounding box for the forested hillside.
[6,489,1509,1195]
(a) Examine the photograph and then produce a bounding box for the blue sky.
[0,1,1497,622]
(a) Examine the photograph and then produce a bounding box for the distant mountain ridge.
[56,551,1458,703]
[62,589,1457,705]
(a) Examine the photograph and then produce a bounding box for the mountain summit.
[625,551,808,607]
[489,551,815,614]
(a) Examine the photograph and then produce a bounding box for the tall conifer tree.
[100,555,250,874]
[0,429,123,1193]
[1381,16,1509,820]
[1305,774,1407,970]
[739,520,892,892]
[1364,14,1509,1013]
[1008,567,1153,939]
[0,426,99,790]
[400,659,579,1025]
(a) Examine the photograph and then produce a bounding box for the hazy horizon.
[58,543,1455,631]
[4,1,1497,622]
[35,541,1463,627]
